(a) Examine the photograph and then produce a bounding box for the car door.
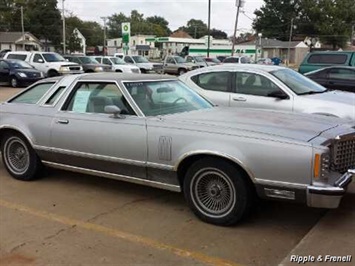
[50,81,148,179]
[188,71,233,106]
[327,68,355,92]
[30,53,47,73]
[230,71,293,111]
[164,57,177,74]
[0,60,10,84]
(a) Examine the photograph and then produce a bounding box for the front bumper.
[307,169,354,208]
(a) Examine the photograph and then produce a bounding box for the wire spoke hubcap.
[192,168,236,217]
[5,138,30,174]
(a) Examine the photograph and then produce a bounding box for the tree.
[210,28,227,39]
[146,15,171,36]
[253,0,355,48]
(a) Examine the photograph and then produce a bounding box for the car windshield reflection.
[271,68,327,95]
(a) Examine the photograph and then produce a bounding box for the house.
[0,32,42,52]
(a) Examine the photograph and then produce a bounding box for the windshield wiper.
[298,90,328,95]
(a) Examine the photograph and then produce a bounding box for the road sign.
[122,22,130,34]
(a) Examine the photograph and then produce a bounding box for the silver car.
[179,64,355,120]
[0,73,354,225]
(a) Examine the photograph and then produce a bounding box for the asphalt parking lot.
[0,86,353,266]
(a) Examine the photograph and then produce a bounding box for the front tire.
[183,158,253,225]
[1,133,42,181]
[10,76,18,88]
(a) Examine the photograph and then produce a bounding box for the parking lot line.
[0,199,243,266]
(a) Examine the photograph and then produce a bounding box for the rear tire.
[1,133,42,181]
[178,68,187,75]
[183,158,253,226]
[47,70,58,77]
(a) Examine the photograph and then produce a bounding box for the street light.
[255,33,262,61]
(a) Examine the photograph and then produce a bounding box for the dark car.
[0,59,44,87]
[63,55,111,73]
[305,66,355,93]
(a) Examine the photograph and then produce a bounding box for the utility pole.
[21,6,25,50]
[101,17,107,56]
[62,0,66,54]
[231,0,244,56]
[207,0,211,57]
[351,23,355,46]
[287,18,294,67]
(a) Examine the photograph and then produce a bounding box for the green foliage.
[253,0,355,48]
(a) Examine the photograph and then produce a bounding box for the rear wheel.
[183,158,253,225]
[1,133,42,181]
[178,68,187,75]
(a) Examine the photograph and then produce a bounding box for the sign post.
[122,22,130,55]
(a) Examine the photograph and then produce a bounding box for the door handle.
[232,97,247,102]
[56,119,69,124]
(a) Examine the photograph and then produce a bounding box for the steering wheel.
[173,97,187,105]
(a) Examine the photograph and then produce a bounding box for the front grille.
[69,66,81,71]
[330,134,355,173]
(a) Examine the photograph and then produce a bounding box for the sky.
[59,0,264,36]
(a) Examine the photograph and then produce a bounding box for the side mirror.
[104,105,122,118]
[37,58,44,63]
[267,90,289,100]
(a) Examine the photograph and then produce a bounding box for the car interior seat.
[86,96,113,113]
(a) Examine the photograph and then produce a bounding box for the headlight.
[17,72,27,78]
[59,66,70,73]
[313,152,330,182]
[94,67,103,72]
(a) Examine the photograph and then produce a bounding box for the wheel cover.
[4,137,30,175]
[11,78,17,87]
[191,168,236,218]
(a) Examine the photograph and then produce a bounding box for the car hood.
[166,107,350,143]
[47,61,80,67]
[303,90,355,105]
[12,68,41,74]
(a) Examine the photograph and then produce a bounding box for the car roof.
[187,64,285,73]
[76,73,176,82]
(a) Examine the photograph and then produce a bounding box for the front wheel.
[10,76,18,88]
[183,158,253,225]
[1,133,42,181]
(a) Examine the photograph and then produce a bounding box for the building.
[73,28,86,54]
[0,32,42,52]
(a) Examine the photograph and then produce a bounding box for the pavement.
[280,182,355,266]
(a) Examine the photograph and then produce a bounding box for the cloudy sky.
[60,0,264,36]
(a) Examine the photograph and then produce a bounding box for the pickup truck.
[3,51,83,77]
[163,55,200,75]
[299,51,355,74]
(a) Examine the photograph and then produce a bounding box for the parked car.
[186,55,208,67]
[216,56,227,62]
[179,64,355,121]
[223,56,252,64]
[304,66,355,93]
[0,59,44,87]
[204,57,221,66]
[256,58,273,65]
[63,55,111,73]
[3,51,83,77]
[124,55,162,73]
[0,73,354,225]
[299,51,355,74]
[94,56,140,73]
[163,55,199,75]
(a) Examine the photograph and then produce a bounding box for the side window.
[103,58,111,65]
[308,54,348,64]
[224,57,238,63]
[9,83,55,104]
[236,72,282,96]
[0,61,9,69]
[45,86,66,105]
[95,57,101,63]
[329,68,355,80]
[124,57,134,63]
[70,57,81,64]
[33,54,44,63]
[193,72,230,92]
[186,56,193,62]
[166,57,175,64]
[64,82,135,115]
[6,54,27,60]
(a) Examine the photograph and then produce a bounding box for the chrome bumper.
[307,169,354,208]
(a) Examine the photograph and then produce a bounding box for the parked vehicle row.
[0,72,354,226]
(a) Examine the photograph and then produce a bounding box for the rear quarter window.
[308,54,348,64]
[6,54,27,60]
[9,82,55,104]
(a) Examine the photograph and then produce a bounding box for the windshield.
[42,53,65,62]
[123,80,212,116]
[194,56,205,62]
[205,58,220,63]
[271,68,327,95]
[79,57,99,64]
[8,60,33,69]
[132,56,149,63]
[110,57,125,65]
[175,56,186,63]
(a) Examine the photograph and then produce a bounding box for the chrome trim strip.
[34,145,175,171]
[174,150,256,182]
[255,178,308,189]
[42,161,181,192]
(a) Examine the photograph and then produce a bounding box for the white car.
[94,56,140,73]
[179,64,355,121]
